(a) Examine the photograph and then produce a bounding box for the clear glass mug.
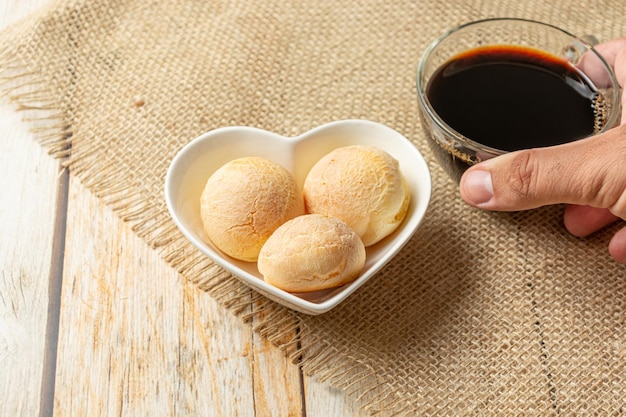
[416,18,622,183]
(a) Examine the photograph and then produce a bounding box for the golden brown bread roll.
[258,214,366,292]
[200,156,304,262]
[303,145,409,246]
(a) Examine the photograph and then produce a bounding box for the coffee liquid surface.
[426,45,604,152]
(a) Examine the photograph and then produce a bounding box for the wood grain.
[54,178,303,416]
[0,104,60,415]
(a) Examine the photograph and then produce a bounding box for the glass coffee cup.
[416,18,622,183]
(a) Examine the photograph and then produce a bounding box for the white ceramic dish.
[164,119,431,315]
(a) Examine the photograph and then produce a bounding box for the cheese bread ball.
[200,156,304,262]
[303,145,409,246]
[258,214,366,292]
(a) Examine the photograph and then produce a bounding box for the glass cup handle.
[562,35,599,64]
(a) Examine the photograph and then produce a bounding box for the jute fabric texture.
[1,0,626,414]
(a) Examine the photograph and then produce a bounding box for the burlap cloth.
[2,0,626,414]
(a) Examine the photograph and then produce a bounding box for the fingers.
[593,37,626,84]
[565,205,626,263]
[563,204,619,237]
[593,36,626,57]
[608,226,626,263]
[460,124,626,215]
[582,37,626,122]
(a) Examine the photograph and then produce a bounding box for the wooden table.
[0,1,360,415]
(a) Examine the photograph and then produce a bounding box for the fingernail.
[462,169,493,206]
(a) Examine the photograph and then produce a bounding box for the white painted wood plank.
[54,178,303,416]
[0,74,60,417]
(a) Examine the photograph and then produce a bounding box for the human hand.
[459,37,626,263]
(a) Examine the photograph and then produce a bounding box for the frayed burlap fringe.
[0,63,71,157]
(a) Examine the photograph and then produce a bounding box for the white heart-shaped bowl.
[165,119,431,315]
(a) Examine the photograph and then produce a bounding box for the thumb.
[459,124,626,215]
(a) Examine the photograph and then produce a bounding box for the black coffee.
[426,45,606,152]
